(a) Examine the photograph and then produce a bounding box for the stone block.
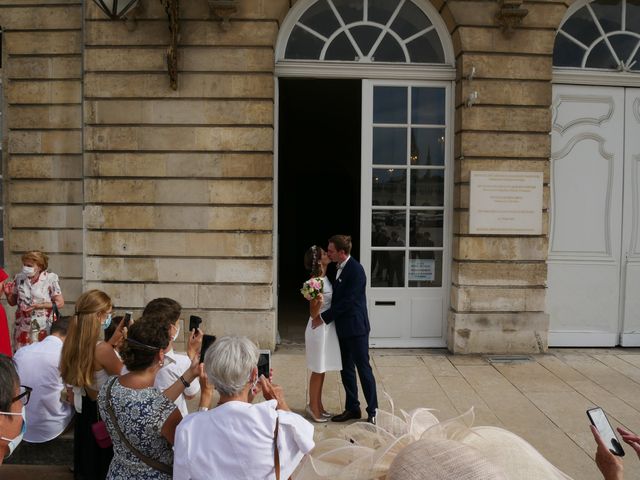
[457,106,551,132]
[84,99,272,125]
[457,27,555,55]
[202,311,276,349]
[84,179,272,204]
[8,180,82,203]
[9,205,82,229]
[460,54,552,81]
[85,257,159,282]
[84,152,272,178]
[8,155,82,179]
[455,211,549,235]
[10,229,82,253]
[84,282,145,307]
[85,231,272,257]
[452,261,547,286]
[84,73,274,98]
[7,80,81,104]
[6,253,83,279]
[453,236,548,261]
[447,311,549,354]
[451,285,546,311]
[85,20,277,46]
[8,131,82,154]
[458,80,552,107]
[456,158,549,182]
[144,284,198,308]
[85,205,273,230]
[4,31,81,55]
[9,105,81,129]
[0,6,81,29]
[85,126,273,151]
[460,132,550,158]
[198,285,273,309]
[59,278,83,304]
[7,57,82,79]
[448,1,567,29]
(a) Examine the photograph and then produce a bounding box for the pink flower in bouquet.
[300,277,324,300]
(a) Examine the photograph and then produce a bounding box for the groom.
[311,234,378,423]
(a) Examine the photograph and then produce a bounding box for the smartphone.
[123,311,133,328]
[189,315,202,332]
[587,407,625,456]
[257,350,271,379]
[200,334,216,363]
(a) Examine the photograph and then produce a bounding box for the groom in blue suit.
[311,234,378,423]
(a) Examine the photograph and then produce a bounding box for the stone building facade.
[0,0,637,353]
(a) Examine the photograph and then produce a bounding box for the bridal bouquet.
[300,277,324,300]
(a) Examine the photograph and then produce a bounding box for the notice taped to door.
[469,171,543,235]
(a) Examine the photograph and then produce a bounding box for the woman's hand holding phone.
[591,425,624,480]
[187,327,203,360]
[259,375,289,412]
[108,316,127,348]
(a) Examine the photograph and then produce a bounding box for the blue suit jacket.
[322,257,370,339]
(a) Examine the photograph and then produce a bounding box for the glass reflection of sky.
[374,86,407,124]
[412,88,445,125]
[411,128,445,166]
[373,168,407,206]
[373,127,407,165]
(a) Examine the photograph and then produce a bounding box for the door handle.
[375,301,396,306]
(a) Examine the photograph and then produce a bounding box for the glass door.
[361,80,451,347]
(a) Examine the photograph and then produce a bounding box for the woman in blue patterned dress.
[98,317,209,479]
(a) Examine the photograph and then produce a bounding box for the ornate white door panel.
[548,85,625,346]
[622,89,640,345]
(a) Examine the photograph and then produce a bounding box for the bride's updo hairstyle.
[304,245,323,277]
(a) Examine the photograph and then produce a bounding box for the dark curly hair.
[0,355,19,412]
[120,318,170,372]
[143,298,181,331]
[304,245,323,277]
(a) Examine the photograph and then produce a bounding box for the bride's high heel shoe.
[306,405,328,423]
[321,410,332,418]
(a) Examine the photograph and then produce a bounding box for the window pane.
[374,86,407,124]
[372,210,406,246]
[373,127,406,165]
[373,168,407,206]
[609,33,638,64]
[412,87,445,125]
[325,31,358,61]
[407,29,444,63]
[553,34,586,67]
[299,0,340,38]
[371,250,405,287]
[369,0,399,24]
[631,46,640,70]
[332,0,363,24]
[410,211,443,247]
[373,33,407,62]
[285,25,325,59]
[410,169,444,206]
[628,0,640,35]
[562,6,601,46]
[590,0,622,32]
[411,128,445,166]
[409,251,442,287]
[352,25,383,57]
[390,1,432,39]
[585,39,618,68]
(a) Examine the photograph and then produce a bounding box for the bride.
[303,245,342,423]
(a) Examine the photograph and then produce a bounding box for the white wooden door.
[548,85,625,346]
[361,80,452,348]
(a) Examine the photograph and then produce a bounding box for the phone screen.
[189,315,202,332]
[588,407,625,456]
[200,334,216,364]
[257,350,270,379]
[123,312,132,328]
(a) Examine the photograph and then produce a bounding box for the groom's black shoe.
[331,410,361,422]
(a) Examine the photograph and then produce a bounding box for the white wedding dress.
[304,276,342,373]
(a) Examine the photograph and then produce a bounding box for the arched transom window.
[554,0,640,72]
[281,0,446,64]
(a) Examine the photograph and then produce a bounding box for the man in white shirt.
[13,316,74,443]
[142,298,201,417]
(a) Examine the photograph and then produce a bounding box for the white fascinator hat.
[293,397,573,480]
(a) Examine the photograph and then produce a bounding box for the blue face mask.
[102,313,112,331]
[1,406,26,458]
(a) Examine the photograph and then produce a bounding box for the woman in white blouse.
[173,336,315,480]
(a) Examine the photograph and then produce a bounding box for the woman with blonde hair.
[5,250,64,350]
[60,289,125,480]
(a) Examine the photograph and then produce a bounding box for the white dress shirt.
[335,255,351,279]
[154,349,200,418]
[13,335,74,443]
[173,400,315,480]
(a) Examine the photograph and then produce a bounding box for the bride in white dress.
[303,245,342,423]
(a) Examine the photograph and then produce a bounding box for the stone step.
[4,431,73,466]
[1,465,73,480]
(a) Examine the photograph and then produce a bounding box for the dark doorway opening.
[277,78,361,344]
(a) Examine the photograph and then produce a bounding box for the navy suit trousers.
[339,334,378,417]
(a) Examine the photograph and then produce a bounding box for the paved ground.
[5,347,640,479]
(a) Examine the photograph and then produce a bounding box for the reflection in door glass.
[410,211,443,247]
[409,251,442,287]
[373,168,406,206]
[372,211,406,246]
[373,127,407,165]
[371,250,405,287]
[410,169,444,206]
[373,86,407,124]
[411,128,445,165]
[412,87,445,124]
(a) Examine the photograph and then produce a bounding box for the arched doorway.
[274,0,456,347]
[548,0,640,346]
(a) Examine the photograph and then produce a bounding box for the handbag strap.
[106,377,173,475]
[274,416,280,480]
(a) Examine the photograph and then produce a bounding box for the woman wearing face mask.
[5,250,64,351]
[0,354,30,464]
[60,289,125,480]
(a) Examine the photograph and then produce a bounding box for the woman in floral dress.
[6,250,64,351]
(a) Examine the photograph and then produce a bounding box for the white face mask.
[1,406,26,458]
[172,325,180,342]
[21,266,35,278]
